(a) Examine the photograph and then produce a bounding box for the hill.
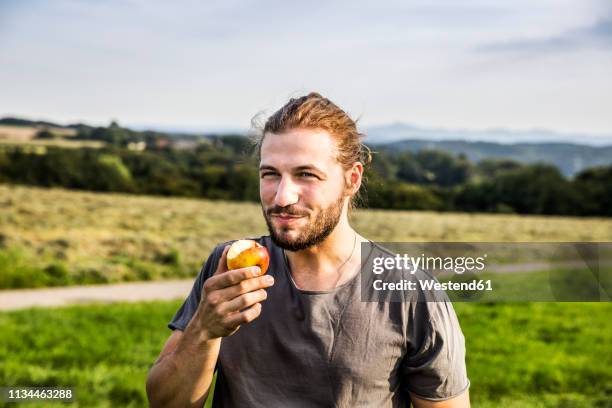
[377,139,612,177]
[3,116,612,177]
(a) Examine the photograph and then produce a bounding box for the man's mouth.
[271,213,305,224]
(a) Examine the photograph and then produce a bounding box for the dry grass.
[1,184,610,287]
[0,125,101,150]
[0,138,104,149]
[0,125,77,140]
[0,125,38,140]
[352,209,612,242]
[0,139,106,154]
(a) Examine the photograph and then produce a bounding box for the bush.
[0,249,49,289]
[43,263,72,286]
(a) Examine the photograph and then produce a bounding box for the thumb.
[214,245,230,276]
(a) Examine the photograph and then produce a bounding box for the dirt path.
[1,260,606,311]
[0,279,194,311]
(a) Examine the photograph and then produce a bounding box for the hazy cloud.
[479,17,612,54]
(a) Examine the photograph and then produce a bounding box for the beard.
[262,194,345,252]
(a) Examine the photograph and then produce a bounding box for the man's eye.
[299,172,318,179]
[260,172,278,178]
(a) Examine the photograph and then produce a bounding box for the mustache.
[266,206,309,217]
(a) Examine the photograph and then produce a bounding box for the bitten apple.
[226,239,270,274]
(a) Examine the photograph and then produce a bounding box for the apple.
[226,239,270,274]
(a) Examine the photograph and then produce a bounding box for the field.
[2,184,611,289]
[0,301,609,407]
[0,125,103,151]
[0,138,105,150]
[1,184,611,407]
[0,125,77,141]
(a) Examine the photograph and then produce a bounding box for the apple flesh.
[226,239,270,274]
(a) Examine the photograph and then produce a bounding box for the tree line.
[0,124,610,216]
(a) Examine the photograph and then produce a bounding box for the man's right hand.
[147,244,274,407]
[198,245,275,339]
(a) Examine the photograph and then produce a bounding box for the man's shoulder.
[362,240,395,257]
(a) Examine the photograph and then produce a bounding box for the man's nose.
[274,176,299,208]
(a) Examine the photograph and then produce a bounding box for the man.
[146,93,470,407]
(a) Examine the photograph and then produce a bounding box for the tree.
[88,154,134,191]
[573,165,612,216]
[34,128,57,139]
[415,150,473,187]
[456,164,579,215]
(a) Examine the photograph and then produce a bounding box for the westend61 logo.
[372,253,488,275]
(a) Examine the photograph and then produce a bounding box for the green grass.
[0,301,174,407]
[0,301,610,407]
[1,184,611,407]
[454,302,612,407]
[438,267,612,302]
[0,247,193,289]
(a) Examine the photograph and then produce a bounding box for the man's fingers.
[213,245,231,276]
[217,289,268,315]
[223,302,263,327]
[214,275,274,301]
[205,265,264,291]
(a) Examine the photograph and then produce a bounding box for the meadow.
[0,125,103,150]
[1,185,611,407]
[0,125,77,140]
[2,184,611,289]
[0,301,609,407]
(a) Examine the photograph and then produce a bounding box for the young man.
[146,93,470,407]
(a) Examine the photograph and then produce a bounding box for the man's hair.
[253,92,372,209]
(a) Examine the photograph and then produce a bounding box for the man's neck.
[284,219,367,290]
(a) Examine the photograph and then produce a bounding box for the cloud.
[478,17,612,54]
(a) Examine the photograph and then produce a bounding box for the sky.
[1,0,611,137]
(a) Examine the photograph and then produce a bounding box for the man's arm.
[401,298,470,407]
[410,389,470,408]
[146,246,274,407]
[146,318,221,408]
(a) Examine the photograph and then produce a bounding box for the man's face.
[259,128,348,251]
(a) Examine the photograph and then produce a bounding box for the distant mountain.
[364,123,612,176]
[365,122,612,147]
[377,139,612,177]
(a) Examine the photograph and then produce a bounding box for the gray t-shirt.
[169,236,469,407]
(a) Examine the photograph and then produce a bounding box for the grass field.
[0,125,77,141]
[0,125,102,150]
[2,184,611,289]
[0,301,609,407]
[1,184,611,407]
[0,138,105,149]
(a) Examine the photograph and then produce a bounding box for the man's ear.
[345,162,364,195]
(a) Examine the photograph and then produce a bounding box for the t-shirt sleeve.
[401,300,470,401]
[168,244,226,331]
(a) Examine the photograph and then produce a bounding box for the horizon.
[3,113,612,146]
